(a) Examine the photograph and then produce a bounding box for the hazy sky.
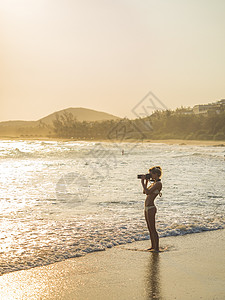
[1,0,225,121]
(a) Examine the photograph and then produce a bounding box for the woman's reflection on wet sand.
[144,253,161,300]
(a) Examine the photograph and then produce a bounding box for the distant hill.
[39,107,120,125]
[0,107,121,137]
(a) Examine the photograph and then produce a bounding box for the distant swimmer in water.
[141,166,162,252]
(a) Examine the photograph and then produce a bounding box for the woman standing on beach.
[141,166,162,252]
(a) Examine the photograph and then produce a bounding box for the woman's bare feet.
[150,248,160,253]
[147,247,154,251]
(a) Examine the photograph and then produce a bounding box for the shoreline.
[0,229,224,299]
[0,136,225,146]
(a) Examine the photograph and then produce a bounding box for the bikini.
[145,205,156,212]
[144,180,162,212]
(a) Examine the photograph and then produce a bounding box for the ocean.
[0,140,224,275]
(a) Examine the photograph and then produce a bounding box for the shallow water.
[0,140,224,275]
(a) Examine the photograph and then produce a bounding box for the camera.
[137,173,152,180]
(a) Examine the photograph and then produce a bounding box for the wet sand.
[0,229,224,300]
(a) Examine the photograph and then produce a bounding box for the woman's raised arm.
[142,181,161,195]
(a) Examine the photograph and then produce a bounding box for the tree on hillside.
[52,112,78,138]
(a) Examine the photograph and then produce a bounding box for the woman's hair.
[149,166,162,178]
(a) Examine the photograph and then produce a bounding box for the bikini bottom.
[144,205,156,212]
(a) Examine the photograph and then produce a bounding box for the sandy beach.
[0,229,224,300]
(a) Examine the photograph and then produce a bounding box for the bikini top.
[153,189,162,197]
[147,185,162,197]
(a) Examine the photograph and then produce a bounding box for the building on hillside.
[193,99,225,114]
[217,99,225,106]
[218,99,225,103]
[193,104,210,114]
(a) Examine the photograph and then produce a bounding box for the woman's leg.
[148,208,159,251]
[144,210,155,249]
